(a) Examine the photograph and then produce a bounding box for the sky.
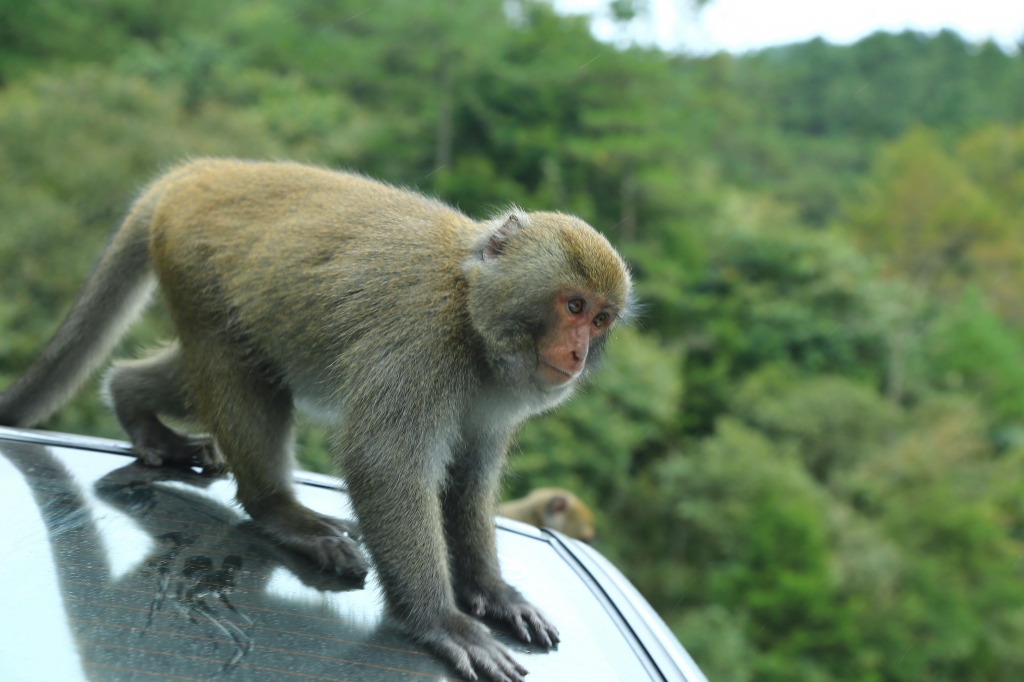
[554,0,1024,54]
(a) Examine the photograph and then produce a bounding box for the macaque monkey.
[0,159,632,682]
[499,488,596,543]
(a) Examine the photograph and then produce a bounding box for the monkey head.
[542,491,596,543]
[463,209,632,393]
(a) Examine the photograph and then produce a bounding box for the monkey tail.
[0,194,159,428]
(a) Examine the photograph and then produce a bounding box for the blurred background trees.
[2,1,1024,680]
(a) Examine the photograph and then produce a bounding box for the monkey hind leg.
[105,343,224,475]
[181,339,368,580]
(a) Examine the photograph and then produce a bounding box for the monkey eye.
[593,312,611,329]
[567,298,585,315]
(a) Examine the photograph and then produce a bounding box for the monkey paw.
[134,431,225,476]
[252,503,368,580]
[414,611,529,682]
[457,581,560,649]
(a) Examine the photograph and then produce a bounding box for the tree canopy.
[3,3,1024,680]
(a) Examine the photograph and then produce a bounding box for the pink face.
[537,290,616,386]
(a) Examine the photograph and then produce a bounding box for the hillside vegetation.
[2,2,1024,680]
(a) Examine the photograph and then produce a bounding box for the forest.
[2,2,1024,680]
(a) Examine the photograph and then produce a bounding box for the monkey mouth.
[539,359,576,382]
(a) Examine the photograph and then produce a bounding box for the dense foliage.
[2,2,1024,680]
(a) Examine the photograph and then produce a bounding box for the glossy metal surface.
[0,429,669,682]
[555,539,710,682]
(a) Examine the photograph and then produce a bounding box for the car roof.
[0,426,707,682]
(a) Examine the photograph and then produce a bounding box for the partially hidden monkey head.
[500,487,597,543]
[463,208,633,393]
[543,490,596,544]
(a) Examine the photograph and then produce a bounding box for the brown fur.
[0,159,632,682]
[499,488,596,543]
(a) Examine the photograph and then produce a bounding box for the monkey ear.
[482,211,525,262]
[546,495,569,515]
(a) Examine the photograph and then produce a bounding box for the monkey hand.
[414,610,530,682]
[133,430,226,476]
[457,580,560,649]
[249,498,369,580]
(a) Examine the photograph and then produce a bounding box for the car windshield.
[0,437,653,681]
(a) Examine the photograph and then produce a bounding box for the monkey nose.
[570,351,586,371]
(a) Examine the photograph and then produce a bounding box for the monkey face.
[536,289,617,386]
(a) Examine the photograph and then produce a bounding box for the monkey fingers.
[132,425,225,476]
[415,612,529,682]
[458,582,560,649]
[251,503,368,580]
[505,602,559,649]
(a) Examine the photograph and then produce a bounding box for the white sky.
[555,0,1024,54]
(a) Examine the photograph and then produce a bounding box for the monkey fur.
[499,488,596,543]
[0,159,632,682]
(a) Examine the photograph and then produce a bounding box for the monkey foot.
[412,611,529,682]
[251,502,368,580]
[457,581,560,649]
[133,429,225,476]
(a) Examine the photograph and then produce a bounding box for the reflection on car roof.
[0,431,661,682]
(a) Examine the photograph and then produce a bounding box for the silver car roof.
[0,426,706,682]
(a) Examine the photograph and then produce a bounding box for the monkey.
[0,159,632,682]
[499,488,596,543]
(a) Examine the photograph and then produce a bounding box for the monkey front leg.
[443,438,560,649]
[177,335,366,578]
[339,431,530,682]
